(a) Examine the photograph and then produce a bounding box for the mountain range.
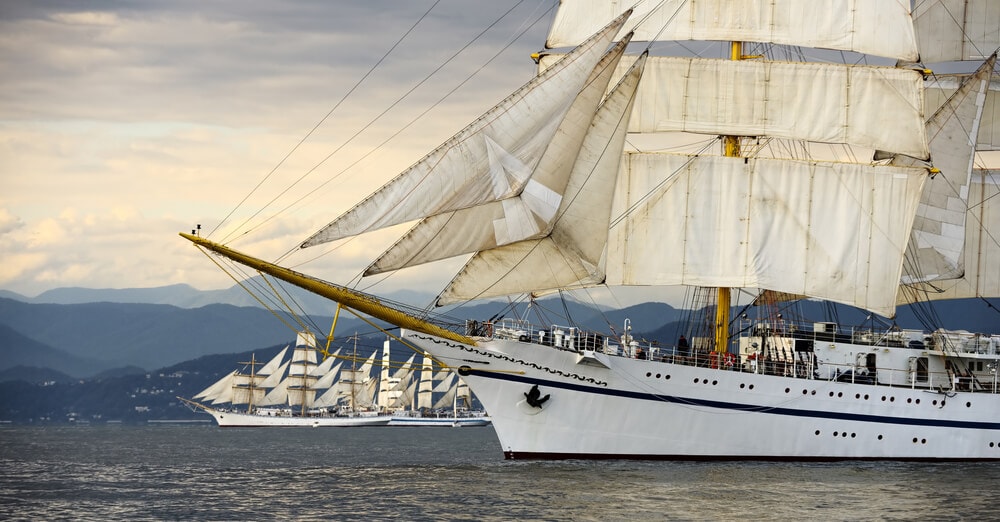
[0,283,997,423]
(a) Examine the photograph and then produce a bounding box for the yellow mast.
[179,232,476,346]
[715,41,743,354]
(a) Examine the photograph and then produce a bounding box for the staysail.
[365,34,631,275]
[300,12,631,247]
[438,53,647,304]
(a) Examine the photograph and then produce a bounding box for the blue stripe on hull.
[463,368,1000,431]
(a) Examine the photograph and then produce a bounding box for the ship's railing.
[465,318,658,355]
[464,319,1000,393]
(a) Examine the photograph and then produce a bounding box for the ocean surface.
[1,423,997,521]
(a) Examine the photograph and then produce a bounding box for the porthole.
[693,378,699,383]
[748,384,754,390]
[834,431,840,436]
[740,383,746,389]
[966,402,972,408]
[864,394,869,400]
[933,400,938,406]
[907,398,912,403]
[785,388,791,393]
[842,432,848,438]
[655,374,661,379]
[855,393,861,399]
[851,433,856,438]
[828,391,834,397]
[646,372,652,377]
[890,397,895,402]
[921,438,927,444]
[665,375,671,380]
[815,430,821,436]
[811,390,816,395]
[912,437,918,443]
[837,392,843,398]
[881,396,886,402]
[878,435,883,440]
[711,380,718,385]
[702,379,709,384]
[915,398,920,404]
[801,389,807,395]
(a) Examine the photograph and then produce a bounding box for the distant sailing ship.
[182,2,1000,458]
[181,331,392,427]
[383,348,491,427]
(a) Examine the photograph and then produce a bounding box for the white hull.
[207,408,392,427]
[388,414,492,427]
[402,330,1000,460]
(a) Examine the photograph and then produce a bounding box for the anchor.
[523,384,550,408]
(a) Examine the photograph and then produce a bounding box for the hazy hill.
[2,281,438,315]
[0,298,370,375]
[0,323,107,378]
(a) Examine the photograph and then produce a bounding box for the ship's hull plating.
[402,330,1000,460]
[388,415,492,427]
[208,409,392,427]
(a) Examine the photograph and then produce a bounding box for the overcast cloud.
[0,0,577,302]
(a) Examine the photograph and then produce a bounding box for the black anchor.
[523,384,550,408]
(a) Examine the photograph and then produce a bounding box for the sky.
[0,0,606,303]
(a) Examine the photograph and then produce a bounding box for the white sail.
[309,355,336,377]
[537,55,929,158]
[231,372,266,406]
[194,371,235,401]
[311,382,341,409]
[257,346,288,376]
[300,12,631,247]
[257,377,289,407]
[438,54,645,304]
[365,37,630,275]
[258,361,289,388]
[913,0,1000,63]
[546,0,919,61]
[416,352,434,410]
[432,373,459,410]
[604,153,925,317]
[902,170,1000,302]
[925,76,1000,152]
[312,361,343,390]
[900,56,995,284]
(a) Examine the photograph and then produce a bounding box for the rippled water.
[1,424,997,520]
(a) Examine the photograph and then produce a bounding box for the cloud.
[0,1,563,298]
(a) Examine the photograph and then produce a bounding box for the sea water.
[1,424,996,521]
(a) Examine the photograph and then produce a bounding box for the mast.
[236,353,259,413]
[714,41,743,355]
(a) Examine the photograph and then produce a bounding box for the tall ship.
[385,348,491,427]
[180,1,1000,458]
[182,331,392,427]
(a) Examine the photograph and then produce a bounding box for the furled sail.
[900,56,995,284]
[913,0,1000,63]
[437,53,646,304]
[364,35,631,275]
[604,154,926,318]
[300,12,631,247]
[545,0,919,62]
